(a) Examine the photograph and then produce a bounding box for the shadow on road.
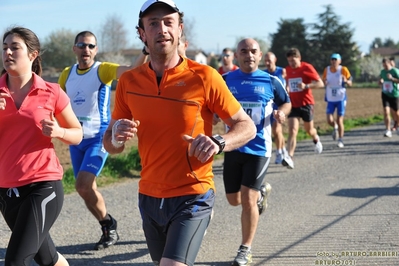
[330,183,399,198]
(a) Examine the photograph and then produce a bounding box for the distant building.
[186,50,208,65]
[371,47,399,63]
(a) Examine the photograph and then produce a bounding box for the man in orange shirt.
[322,53,352,148]
[102,1,256,265]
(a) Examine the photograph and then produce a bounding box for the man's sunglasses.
[75,42,96,49]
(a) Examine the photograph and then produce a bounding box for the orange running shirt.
[0,73,70,188]
[112,58,241,198]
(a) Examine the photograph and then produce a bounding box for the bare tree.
[99,14,128,53]
[97,52,131,65]
[359,52,383,82]
[182,17,196,50]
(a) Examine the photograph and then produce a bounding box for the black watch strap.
[210,134,225,155]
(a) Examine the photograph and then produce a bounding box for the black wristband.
[142,46,149,55]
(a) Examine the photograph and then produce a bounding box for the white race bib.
[326,86,345,102]
[240,101,262,125]
[288,78,302,93]
[383,81,393,93]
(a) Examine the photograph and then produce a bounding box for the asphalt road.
[1,123,399,266]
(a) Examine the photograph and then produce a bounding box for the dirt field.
[53,88,384,170]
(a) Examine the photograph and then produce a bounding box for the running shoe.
[282,154,294,169]
[233,245,252,266]
[257,183,272,215]
[337,140,344,148]
[94,214,119,250]
[332,127,338,141]
[275,151,283,164]
[314,138,323,154]
[384,130,392,138]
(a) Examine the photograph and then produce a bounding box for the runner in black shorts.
[221,38,291,266]
[379,57,399,137]
[283,47,324,169]
[0,27,83,266]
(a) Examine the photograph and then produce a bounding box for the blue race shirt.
[264,66,286,87]
[224,69,290,157]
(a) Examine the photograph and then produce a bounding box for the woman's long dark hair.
[1,26,42,76]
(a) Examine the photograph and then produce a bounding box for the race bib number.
[288,78,302,93]
[240,101,262,125]
[383,81,393,93]
[326,86,345,101]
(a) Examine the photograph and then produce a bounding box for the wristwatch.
[142,46,149,55]
[210,134,225,155]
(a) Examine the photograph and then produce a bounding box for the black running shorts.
[381,92,399,111]
[139,189,214,266]
[0,180,64,266]
[288,104,314,122]
[223,151,270,193]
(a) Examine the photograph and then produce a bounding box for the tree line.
[34,5,394,82]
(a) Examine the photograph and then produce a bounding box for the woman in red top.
[0,27,82,266]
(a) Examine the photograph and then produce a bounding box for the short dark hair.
[286,48,301,58]
[135,11,184,44]
[74,31,97,44]
[383,57,391,63]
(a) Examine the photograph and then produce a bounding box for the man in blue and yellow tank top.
[58,31,145,250]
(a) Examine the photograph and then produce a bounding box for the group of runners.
[2,0,396,265]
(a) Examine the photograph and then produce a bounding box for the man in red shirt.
[283,48,324,169]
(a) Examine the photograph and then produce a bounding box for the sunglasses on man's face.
[222,54,231,57]
[331,58,337,61]
[75,42,96,49]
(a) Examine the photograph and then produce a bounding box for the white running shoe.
[275,152,283,164]
[337,140,344,148]
[384,130,392,138]
[282,154,294,169]
[314,138,323,154]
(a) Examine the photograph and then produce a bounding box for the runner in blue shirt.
[222,38,291,266]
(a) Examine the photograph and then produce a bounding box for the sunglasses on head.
[75,42,96,49]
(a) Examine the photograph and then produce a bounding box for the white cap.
[139,0,179,18]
